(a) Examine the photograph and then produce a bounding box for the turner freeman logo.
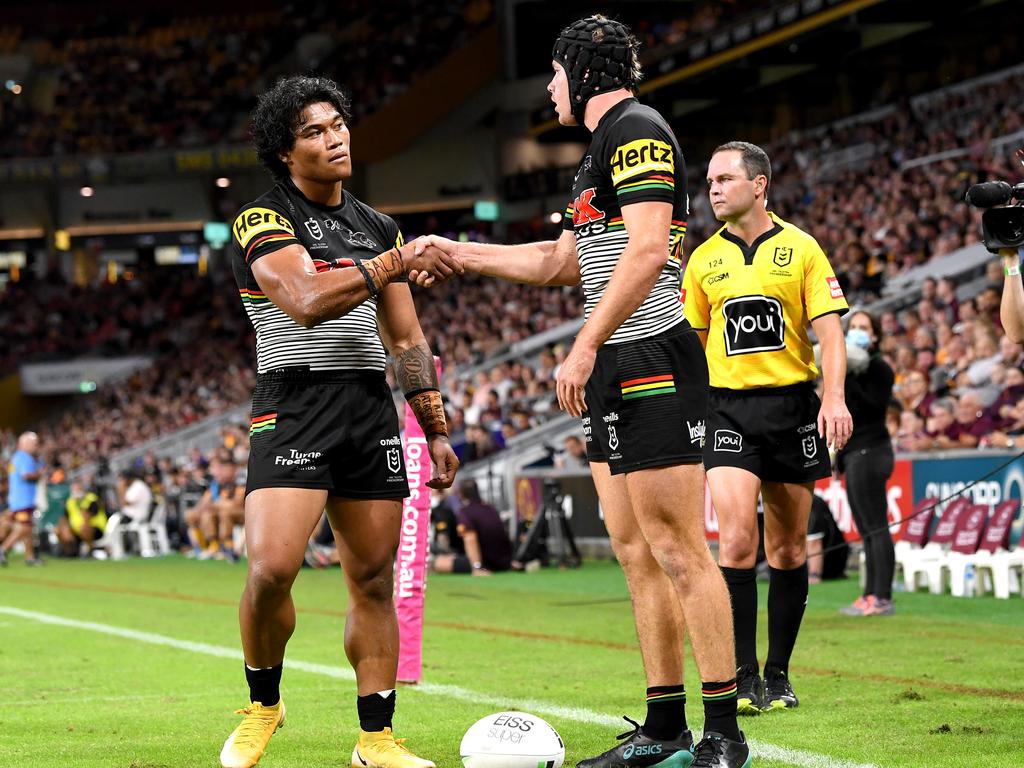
[722,295,785,356]
[714,429,742,452]
[274,449,322,467]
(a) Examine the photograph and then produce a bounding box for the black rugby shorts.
[246,368,410,499]
[584,321,709,475]
[704,382,831,483]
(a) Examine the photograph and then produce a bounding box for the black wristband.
[355,260,379,299]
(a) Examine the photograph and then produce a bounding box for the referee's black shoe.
[735,665,764,716]
[763,666,799,710]
[576,717,694,768]
[690,732,751,768]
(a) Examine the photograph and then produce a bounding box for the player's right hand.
[401,237,461,287]
[409,236,462,287]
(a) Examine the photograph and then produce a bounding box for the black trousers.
[844,442,896,600]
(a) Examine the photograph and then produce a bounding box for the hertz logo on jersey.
[233,207,296,247]
[609,138,674,185]
[722,295,785,356]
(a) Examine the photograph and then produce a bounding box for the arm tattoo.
[395,342,438,394]
[397,342,447,436]
[363,247,405,293]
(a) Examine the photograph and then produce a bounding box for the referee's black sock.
[765,563,808,676]
[721,566,758,670]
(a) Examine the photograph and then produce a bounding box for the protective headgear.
[552,15,640,124]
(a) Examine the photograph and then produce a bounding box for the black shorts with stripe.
[246,368,410,499]
[584,321,709,475]
[704,382,831,483]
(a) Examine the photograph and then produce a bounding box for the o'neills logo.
[380,436,402,446]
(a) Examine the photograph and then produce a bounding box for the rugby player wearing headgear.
[682,142,851,714]
[412,15,750,768]
[219,75,460,768]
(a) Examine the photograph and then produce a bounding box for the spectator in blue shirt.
[2,432,43,566]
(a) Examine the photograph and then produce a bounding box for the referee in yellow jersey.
[683,141,852,715]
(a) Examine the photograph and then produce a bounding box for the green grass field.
[1,556,1022,768]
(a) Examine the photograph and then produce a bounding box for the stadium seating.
[971,500,1024,599]
[929,503,988,595]
[900,497,970,592]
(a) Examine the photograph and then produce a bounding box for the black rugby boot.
[576,717,694,768]
[690,731,751,768]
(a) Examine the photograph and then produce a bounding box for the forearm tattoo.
[363,247,405,293]
[395,342,438,394]
[397,342,447,436]
[408,390,448,437]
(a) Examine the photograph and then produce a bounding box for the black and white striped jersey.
[230,178,403,373]
[562,98,690,344]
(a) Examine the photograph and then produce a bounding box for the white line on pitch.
[0,606,879,768]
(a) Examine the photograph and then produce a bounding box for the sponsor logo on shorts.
[603,412,619,422]
[722,295,785,356]
[274,449,322,468]
[773,246,793,268]
[582,415,592,442]
[386,447,402,474]
[801,435,818,460]
[687,419,706,447]
[797,422,816,434]
[714,429,743,453]
[380,435,402,446]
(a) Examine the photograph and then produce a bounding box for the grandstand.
[1,1,1023,767]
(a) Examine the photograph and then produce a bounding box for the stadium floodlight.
[215,177,231,188]
[548,211,562,224]
[80,186,94,198]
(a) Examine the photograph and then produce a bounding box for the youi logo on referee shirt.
[722,295,785,355]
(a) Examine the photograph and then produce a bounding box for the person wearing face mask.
[837,311,896,617]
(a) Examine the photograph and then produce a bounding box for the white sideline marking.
[0,606,878,768]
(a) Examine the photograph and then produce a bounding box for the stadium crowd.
[1,0,493,158]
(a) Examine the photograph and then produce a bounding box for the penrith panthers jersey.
[682,212,848,389]
[230,178,404,373]
[562,97,690,345]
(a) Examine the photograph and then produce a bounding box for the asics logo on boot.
[622,744,663,760]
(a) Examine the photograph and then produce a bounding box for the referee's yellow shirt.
[682,212,848,389]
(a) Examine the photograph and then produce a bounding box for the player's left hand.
[425,435,459,489]
[818,394,853,452]
[556,342,596,419]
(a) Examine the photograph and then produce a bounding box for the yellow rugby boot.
[220,699,285,768]
[351,727,435,768]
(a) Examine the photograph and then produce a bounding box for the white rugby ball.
[460,711,565,768]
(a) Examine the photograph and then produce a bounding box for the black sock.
[701,679,741,742]
[642,684,686,739]
[721,566,758,670]
[766,563,808,676]
[357,690,396,732]
[245,663,282,706]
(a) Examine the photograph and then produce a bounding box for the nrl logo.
[773,246,793,268]
[304,217,324,240]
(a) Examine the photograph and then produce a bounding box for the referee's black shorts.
[704,382,831,483]
[246,367,410,499]
[584,321,709,475]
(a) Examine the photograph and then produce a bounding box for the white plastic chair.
[126,501,171,557]
[971,500,1024,598]
[901,498,970,592]
[933,504,988,595]
[92,513,128,560]
[891,497,937,589]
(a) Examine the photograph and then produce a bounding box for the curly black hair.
[251,75,352,181]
